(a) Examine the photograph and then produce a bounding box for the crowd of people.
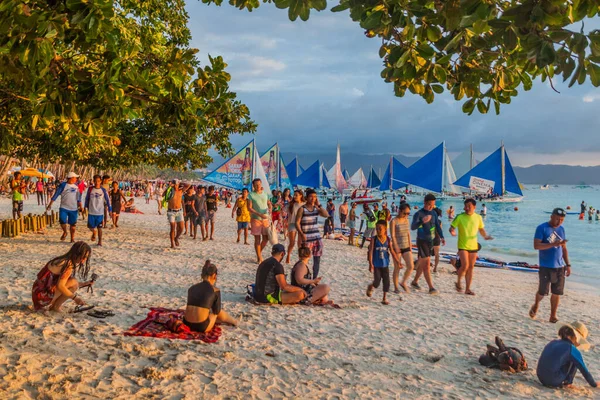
[3,170,595,391]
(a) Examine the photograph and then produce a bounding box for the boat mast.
[442,141,446,194]
[500,141,506,195]
[389,156,393,190]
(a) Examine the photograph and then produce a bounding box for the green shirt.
[11,180,23,201]
[451,212,484,251]
[248,191,269,220]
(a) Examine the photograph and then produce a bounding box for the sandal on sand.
[87,309,115,318]
[465,290,476,296]
[549,317,559,323]
[529,306,537,319]
[411,282,421,290]
[455,282,463,292]
[366,285,374,298]
[381,300,390,305]
[72,305,95,313]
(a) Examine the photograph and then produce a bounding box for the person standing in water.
[410,194,445,295]
[529,208,570,323]
[449,198,492,296]
[480,204,487,216]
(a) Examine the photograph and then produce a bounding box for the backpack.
[365,209,376,223]
[479,336,528,373]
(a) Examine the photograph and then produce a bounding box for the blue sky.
[186,2,600,166]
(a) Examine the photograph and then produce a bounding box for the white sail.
[253,146,271,194]
[444,151,461,194]
[326,144,348,193]
[348,168,368,188]
[452,147,474,181]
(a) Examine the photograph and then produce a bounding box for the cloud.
[243,55,286,75]
[233,79,287,92]
[351,88,365,97]
[583,93,600,103]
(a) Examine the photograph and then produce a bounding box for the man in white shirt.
[85,175,112,246]
[47,172,82,242]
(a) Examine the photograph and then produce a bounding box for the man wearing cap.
[529,208,570,323]
[47,172,83,242]
[254,244,306,305]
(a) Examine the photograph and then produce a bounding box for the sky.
[185,2,600,167]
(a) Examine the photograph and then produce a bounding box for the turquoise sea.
[330,185,600,290]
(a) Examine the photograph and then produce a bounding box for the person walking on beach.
[166,180,188,248]
[339,200,348,229]
[47,172,83,242]
[285,190,305,264]
[101,175,111,228]
[231,188,250,244]
[348,202,357,246]
[449,199,492,296]
[390,203,414,293]
[360,203,377,248]
[109,181,126,228]
[10,171,25,219]
[296,189,329,278]
[529,208,570,323]
[194,185,208,240]
[411,194,445,295]
[84,175,111,247]
[35,178,45,206]
[46,178,55,205]
[183,186,197,237]
[155,183,164,215]
[247,179,272,264]
[205,186,218,240]
[367,220,400,305]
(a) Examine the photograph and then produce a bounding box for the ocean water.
[327,185,600,290]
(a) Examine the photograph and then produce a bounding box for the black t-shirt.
[184,194,195,213]
[255,257,285,302]
[187,281,219,313]
[206,194,217,211]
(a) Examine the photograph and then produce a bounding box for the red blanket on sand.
[122,308,221,343]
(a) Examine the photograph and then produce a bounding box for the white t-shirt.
[86,187,109,216]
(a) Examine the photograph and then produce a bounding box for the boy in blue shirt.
[529,208,571,323]
[367,221,400,305]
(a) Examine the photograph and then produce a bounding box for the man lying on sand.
[183,260,238,332]
[254,244,306,305]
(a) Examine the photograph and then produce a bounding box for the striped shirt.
[392,218,411,250]
[300,205,321,243]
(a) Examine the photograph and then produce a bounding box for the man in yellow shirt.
[449,198,492,296]
[232,188,251,245]
[11,171,25,219]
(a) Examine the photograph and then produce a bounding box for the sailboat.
[348,168,368,188]
[286,156,304,187]
[326,143,348,193]
[295,160,331,189]
[343,169,351,181]
[379,157,409,191]
[453,144,524,202]
[452,145,476,182]
[203,139,270,193]
[366,166,381,189]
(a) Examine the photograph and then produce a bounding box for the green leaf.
[443,32,463,52]
[433,65,447,83]
[548,30,572,43]
[361,11,383,30]
[487,19,511,29]
[331,3,349,12]
[462,98,476,114]
[476,99,488,114]
[416,44,434,59]
[589,63,600,87]
[436,54,452,64]
[445,0,461,30]
[504,28,518,52]
[426,26,442,42]
[431,84,444,94]
[562,57,576,82]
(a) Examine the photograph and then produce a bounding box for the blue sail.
[390,158,409,190]
[453,147,523,196]
[285,157,303,186]
[367,168,381,189]
[321,164,331,188]
[295,160,324,188]
[380,164,391,191]
[401,143,445,193]
[343,169,350,181]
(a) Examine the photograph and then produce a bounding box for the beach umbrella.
[19,168,51,179]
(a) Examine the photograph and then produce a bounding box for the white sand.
[0,197,598,399]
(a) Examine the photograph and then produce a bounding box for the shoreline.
[0,197,598,398]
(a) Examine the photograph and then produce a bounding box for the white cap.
[66,172,79,179]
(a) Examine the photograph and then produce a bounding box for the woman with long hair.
[285,190,305,264]
[32,241,94,311]
[183,260,238,333]
[280,188,292,239]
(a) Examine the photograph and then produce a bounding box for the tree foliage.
[209,0,600,114]
[0,0,256,169]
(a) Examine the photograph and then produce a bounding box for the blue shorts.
[237,222,249,230]
[88,214,104,229]
[59,208,78,226]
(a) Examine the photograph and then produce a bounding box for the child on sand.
[367,220,401,305]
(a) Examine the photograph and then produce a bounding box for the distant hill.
[207,153,599,185]
[513,165,600,185]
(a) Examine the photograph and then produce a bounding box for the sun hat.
[564,321,592,351]
[66,172,79,178]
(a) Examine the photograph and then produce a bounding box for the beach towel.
[121,308,221,342]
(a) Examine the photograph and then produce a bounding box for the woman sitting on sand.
[183,260,238,333]
[32,242,94,311]
[124,198,144,214]
[290,247,331,304]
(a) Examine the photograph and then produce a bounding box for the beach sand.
[0,197,598,399]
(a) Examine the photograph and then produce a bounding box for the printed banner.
[279,156,293,190]
[469,176,495,193]
[260,144,279,188]
[203,140,254,190]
